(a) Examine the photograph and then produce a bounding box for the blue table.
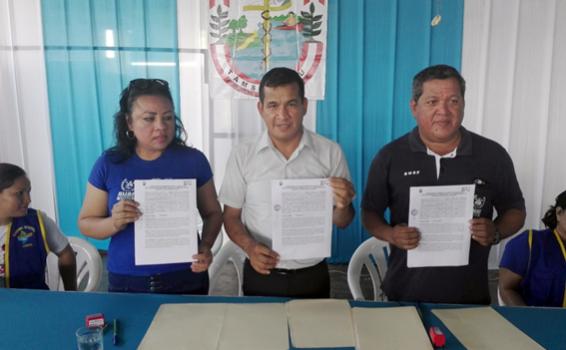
[0,289,564,349]
[0,289,283,350]
[419,303,566,349]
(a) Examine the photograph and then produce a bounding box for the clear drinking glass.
[76,326,104,350]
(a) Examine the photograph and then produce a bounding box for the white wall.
[462,0,566,266]
[0,0,57,220]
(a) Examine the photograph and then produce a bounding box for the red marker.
[429,326,446,348]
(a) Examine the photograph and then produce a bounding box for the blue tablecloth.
[0,289,564,349]
[418,303,566,350]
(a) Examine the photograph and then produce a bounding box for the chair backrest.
[45,236,103,292]
[497,286,506,306]
[347,237,389,301]
[208,239,246,296]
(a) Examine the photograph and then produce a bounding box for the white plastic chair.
[208,239,246,296]
[347,237,390,301]
[45,236,103,292]
[497,286,506,306]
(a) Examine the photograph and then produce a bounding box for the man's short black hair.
[259,67,305,102]
[412,64,466,102]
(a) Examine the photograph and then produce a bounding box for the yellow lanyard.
[552,229,566,308]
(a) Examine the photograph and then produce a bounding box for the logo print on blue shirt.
[14,226,35,247]
[116,178,135,201]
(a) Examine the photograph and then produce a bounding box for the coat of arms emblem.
[208,0,327,98]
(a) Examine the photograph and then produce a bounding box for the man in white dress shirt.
[220,67,355,298]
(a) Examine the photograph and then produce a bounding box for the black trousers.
[243,259,330,298]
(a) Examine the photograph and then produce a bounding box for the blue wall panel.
[42,0,179,249]
[319,0,464,262]
[333,1,366,264]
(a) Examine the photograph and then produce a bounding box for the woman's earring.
[126,130,135,139]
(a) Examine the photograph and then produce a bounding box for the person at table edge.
[499,190,566,307]
[0,163,76,290]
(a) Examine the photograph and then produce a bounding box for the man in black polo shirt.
[361,64,526,304]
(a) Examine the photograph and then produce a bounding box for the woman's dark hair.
[0,163,27,192]
[541,190,566,229]
[108,78,188,162]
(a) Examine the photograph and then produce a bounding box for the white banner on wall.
[208,0,327,100]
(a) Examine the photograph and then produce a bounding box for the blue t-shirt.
[89,145,213,276]
[500,229,566,307]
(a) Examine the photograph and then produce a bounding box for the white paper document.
[407,184,475,268]
[432,307,544,350]
[218,303,289,350]
[271,178,333,260]
[134,179,198,265]
[352,306,433,350]
[286,299,355,348]
[138,303,289,350]
[138,303,224,350]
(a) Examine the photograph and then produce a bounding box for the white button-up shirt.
[219,129,352,269]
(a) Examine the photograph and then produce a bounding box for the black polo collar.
[408,126,472,155]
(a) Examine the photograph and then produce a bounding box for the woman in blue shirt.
[499,190,566,307]
[78,79,222,294]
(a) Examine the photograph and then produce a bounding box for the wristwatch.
[492,228,501,245]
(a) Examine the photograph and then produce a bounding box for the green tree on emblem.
[237,15,248,34]
[229,15,248,35]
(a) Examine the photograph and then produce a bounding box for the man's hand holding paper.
[469,217,497,246]
[328,177,355,209]
[389,224,420,250]
[246,242,279,275]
